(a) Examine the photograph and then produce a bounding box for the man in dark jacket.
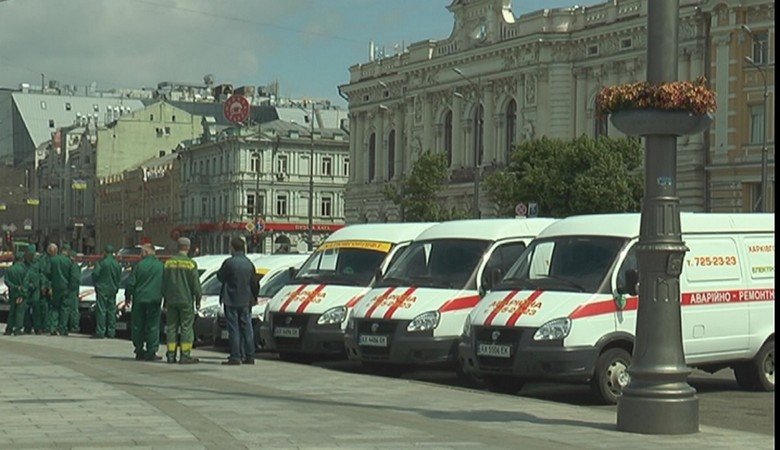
[125,244,164,361]
[162,237,201,364]
[3,252,26,335]
[217,237,259,365]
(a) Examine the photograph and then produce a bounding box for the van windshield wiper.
[378,276,409,287]
[498,277,538,290]
[544,275,586,292]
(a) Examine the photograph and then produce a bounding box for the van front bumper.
[458,326,598,382]
[344,319,459,367]
[258,312,345,356]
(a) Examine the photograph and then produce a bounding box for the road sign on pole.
[223,95,250,124]
[528,202,539,218]
[515,202,528,217]
[134,220,143,231]
[255,218,265,234]
[23,218,32,230]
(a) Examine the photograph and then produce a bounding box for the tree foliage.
[485,135,644,218]
[384,151,467,221]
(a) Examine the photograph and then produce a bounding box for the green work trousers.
[95,291,117,338]
[67,294,80,333]
[132,302,162,359]
[8,299,27,335]
[29,298,46,333]
[47,291,70,334]
[165,303,194,358]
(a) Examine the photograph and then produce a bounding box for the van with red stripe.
[459,213,775,404]
[344,218,556,372]
[258,223,436,359]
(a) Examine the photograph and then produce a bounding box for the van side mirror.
[623,269,639,296]
[288,266,298,280]
[482,267,503,292]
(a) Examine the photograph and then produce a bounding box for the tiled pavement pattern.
[0,328,773,449]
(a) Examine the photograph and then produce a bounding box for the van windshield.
[294,244,390,287]
[258,269,292,298]
[376,239,490,290]
[498,236,627,293]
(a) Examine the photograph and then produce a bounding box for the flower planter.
[610,109,712,137]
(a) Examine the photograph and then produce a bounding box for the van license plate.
[274,327,300,338]
[477,343,511,358]
[220,330,229,340]
[359,335,388,347]
[115,322,127,331]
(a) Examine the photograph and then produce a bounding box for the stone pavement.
[0,329,773,449]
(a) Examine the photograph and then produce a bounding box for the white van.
[259,223,437,359]
[459,213,775,404]
[344,218,557,372]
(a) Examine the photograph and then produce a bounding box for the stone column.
[575,68,588,137]
[395,107,405,178]
[422,95,433,153]
[452,94,463,167]
[376,108,386,181]
[482,83,495,164]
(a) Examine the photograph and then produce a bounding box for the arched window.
[387,130,396,180]
[505,99,517,160]
[368,133,376,182]
[444,110,453,166]
[473,104,484,166]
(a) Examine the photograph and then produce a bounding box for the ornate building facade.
[340,0,774,221]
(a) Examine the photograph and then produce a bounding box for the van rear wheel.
[482,375,525,394]
[735,339,774,392]
[591,348,631,405]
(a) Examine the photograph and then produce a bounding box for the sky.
[0,0,602,106]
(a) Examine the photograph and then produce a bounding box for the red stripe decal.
[279,284,309,313]
[569,297,638,320]
[439,295,481,313]
[506,290,544,327]
[295,284,328,314]
[345,294,365,309]
[383,287,418,319]
[484,290,519,326]
[365,287,396,319]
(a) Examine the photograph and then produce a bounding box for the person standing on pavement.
[3,252,26,336]
[162,237,201,364]
[46,244,73,335]
[217,237,260,365]
[38,244,56,333]
[91,245,121,339]
[125,244,164,361]
[65,248,81,334]
[23,244,47,334]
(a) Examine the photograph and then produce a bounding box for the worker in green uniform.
[65,248,81,334]
[38,244,55,333]
[24,244,47,334]
[125,244,164,361]
[91,244,121,339]
[3,252,26,335]
[162,237,201,364]
[47,244,74,335]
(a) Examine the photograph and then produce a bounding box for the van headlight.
[407,311,440,332]
[533,318,571,341]
[197,304,220,319]
[317,306,347,326]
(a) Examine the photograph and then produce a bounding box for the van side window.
[683,237,741,283]
[384,243,409,273]
[616,247,638,295]
[483,242,527,286]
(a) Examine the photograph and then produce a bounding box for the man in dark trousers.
[125,244,164,361]
[92,244,121,338]
[3,252,26,335]
[47,244,74,335]
[162,237,201,364]
[217,237,259,365]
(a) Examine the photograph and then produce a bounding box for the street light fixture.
[740,24,770,212]
[452,67,483,219]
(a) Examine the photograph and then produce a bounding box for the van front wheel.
[591,348,631,405]
[735,339,774,392]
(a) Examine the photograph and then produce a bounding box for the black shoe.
[50,331,58,336]
[35,330,44,335]
[135,354,145,361]
[222,359,241,366]
[179,356,200,364]
[145,355,163,361]
[166,356,177,364]
[242,358,256,365]
[3,329,11,336]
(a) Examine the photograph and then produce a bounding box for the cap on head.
[26,244,36,254]
[177,237,191,249]
[104,244,115,253]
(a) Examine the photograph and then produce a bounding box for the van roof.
[539,213,775,239]
[324,222,436,244]
[414,218,558,242]
[249,253,309,271]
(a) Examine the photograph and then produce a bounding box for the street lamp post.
[615,0,700,434]
[452,68,482,219]
[297,103,316,251]
[741,24,770,212]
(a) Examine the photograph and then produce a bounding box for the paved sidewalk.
[0,330,774,449]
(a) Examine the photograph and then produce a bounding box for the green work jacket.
[126,255,164,304]
[48,253,73,294]
[4,260,27,302]
[162,253,201,306]
[92,255,121,296]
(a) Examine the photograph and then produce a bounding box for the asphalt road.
[233,350,775,437]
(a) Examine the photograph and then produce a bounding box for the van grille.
[474,327,522,371]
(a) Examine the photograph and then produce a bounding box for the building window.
[276,194,288,216]
[246,194,255,215]
[93,104,99,112]
[343,157,350,177]
[321,196,332,217]
[749,104,765,144]
[276,154,288,174]
[49,119,54,128]
[171,115,176,122]
[368,133,376,182]
[322,156,333,176]
[595,114,609,137]
[250,153,261,173]
[444,110,453,166]
[473,104,484,166]
[65,102,71,111]
[387,129,396,179]
[620,38,632,49]
[164,126,171,135]
[150,114,154,121]
[201,196,207,217]
[752,31,769,65]
[505,99,517,160]
[588,45,599,56]
[40,101,46,110]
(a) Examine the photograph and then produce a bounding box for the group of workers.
[3,237,203,365]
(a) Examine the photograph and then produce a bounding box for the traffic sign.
[134,219,143,231]
[515,202,528,217]
[23,218,32,230]
[528,202,539,218]
[245,222,255,232]
[9,223,17,232]
[255,218,265,233]
[223,95,250,124]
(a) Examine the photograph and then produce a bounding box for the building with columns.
[340,0,774,221]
